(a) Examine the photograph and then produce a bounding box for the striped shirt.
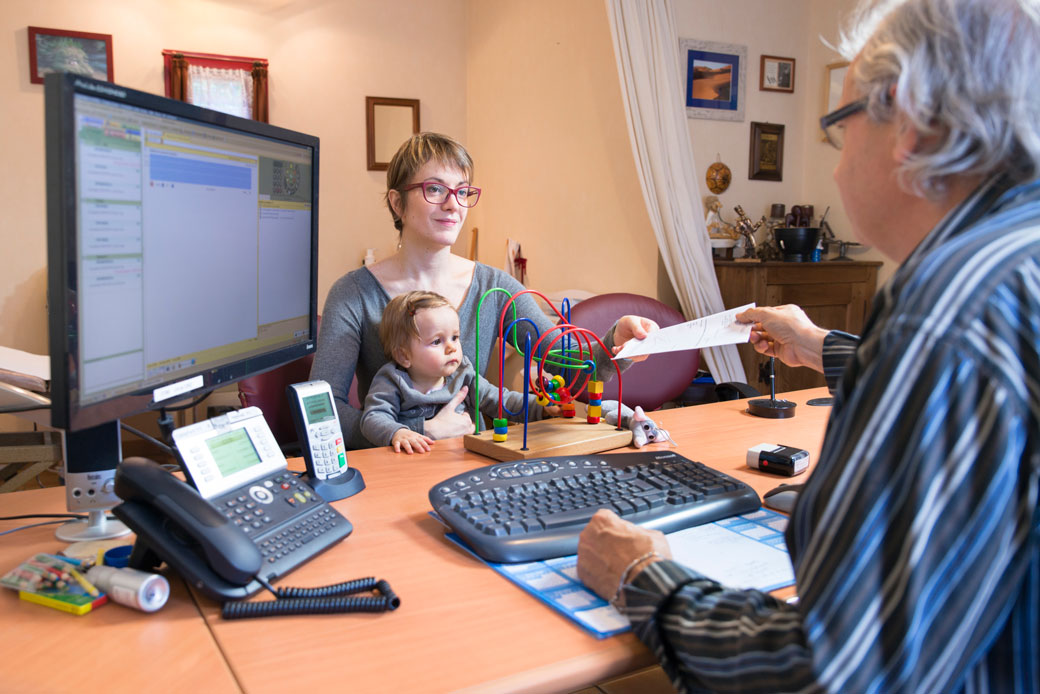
[621,175,1040,694]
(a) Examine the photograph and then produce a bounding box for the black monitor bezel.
[45,73,320,432]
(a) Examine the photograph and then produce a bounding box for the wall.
[464,0,660,303]
[672,0,895,285]
[0,0,468,357]
[674,0,811,225]
[800,0,895,285]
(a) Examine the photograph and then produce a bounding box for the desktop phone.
[287,380,365,501]
[112,407,353,601]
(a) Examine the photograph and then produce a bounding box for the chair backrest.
[563,292,700,412]
[237,355,317,446]
[236,316,360,447]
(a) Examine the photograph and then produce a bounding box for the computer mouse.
[763,483,804,514]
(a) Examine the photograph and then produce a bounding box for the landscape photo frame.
[680,39,746,122]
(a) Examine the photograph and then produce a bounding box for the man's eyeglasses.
[820,98,868,150]
[400,181,482,208]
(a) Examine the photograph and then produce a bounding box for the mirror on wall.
[366,97,420,171]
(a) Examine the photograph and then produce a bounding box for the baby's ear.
[393,347,410,369]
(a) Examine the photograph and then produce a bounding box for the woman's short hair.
[379,290,454,363]
[385,132,474,232]
[839,0,1040,196]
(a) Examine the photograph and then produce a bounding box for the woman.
[310,132,656,448]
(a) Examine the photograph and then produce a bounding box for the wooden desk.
[0,389,832,694]
[0,487,239,694]
[199,388,831,694]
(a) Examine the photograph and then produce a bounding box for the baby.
[361,290,557,453]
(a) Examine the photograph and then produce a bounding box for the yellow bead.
[492,432,508,442]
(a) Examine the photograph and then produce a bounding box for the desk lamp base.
[747,398,797,419]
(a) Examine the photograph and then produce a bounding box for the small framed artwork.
[680,39,747,122]
[823,61,850,141]
[749,122,784,181]
[28,26,113,85]
[824,61,849,113]
[760,55,795,93]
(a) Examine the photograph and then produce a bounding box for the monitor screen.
[46,74,319,432]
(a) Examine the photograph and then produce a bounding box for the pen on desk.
[69,568,100,597]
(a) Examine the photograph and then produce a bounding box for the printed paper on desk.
[613,303,755,359]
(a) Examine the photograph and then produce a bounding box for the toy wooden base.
[463,418,633,462]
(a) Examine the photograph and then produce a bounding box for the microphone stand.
[747,357,797,418]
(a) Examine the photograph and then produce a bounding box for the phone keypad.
[217,471,320,534]
[309,423,347,479]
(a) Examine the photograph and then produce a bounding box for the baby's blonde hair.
[379,290,455,365]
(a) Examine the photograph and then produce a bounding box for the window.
[162,50,269,122]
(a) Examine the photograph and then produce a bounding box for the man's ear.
[892,115,921,164]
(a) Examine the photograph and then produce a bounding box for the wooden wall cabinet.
[714,260,881,393]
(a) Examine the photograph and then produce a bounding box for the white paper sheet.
[0,346,50,380]
[613,303,755,359]
[667,520,795,590]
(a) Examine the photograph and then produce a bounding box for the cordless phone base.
[304,467,366,502]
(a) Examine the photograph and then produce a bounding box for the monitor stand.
[55,420,130,542]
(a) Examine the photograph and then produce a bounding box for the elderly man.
[576,0,1040,692]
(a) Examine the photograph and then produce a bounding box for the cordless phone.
[287,380,365,501]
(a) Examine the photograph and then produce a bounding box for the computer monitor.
[44,73,319,540]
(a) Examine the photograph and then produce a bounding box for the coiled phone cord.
[220,576,400,620]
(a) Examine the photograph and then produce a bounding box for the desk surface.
[0,388,831,694]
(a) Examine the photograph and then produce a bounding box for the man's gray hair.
[839,0,1040,197]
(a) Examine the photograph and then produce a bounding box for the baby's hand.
[544,405,561,417]
[391,428,434,454]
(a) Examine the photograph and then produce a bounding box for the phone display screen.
[206,428,262,479]
[302,392,335,424]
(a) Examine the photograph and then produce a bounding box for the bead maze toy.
[462,288,633,461]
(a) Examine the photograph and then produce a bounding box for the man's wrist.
[610,551,662,607]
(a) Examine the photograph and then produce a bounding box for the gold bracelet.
[610,550,659,606]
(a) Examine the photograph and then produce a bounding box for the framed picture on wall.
[760,55,795,93]
[680,39,746,122]
[749,122,784,181]
[823,61,850,141]
[28,26,113,85]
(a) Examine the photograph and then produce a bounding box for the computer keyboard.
[429,451,761,563]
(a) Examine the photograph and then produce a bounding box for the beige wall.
[464,0,659,301]
[801,0,895,285]
[675,0,811,223]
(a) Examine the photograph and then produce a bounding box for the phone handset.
[287,380,365,501]
[113,457,263,591]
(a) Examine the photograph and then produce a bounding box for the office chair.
[561,292,702,412]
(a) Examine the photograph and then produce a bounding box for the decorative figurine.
[733,205,766,259]
[705,196,738,240]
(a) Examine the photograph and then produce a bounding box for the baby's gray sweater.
[359,355,544,446]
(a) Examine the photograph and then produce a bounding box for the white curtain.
[605,0,746,384]
[187,64,253,119]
